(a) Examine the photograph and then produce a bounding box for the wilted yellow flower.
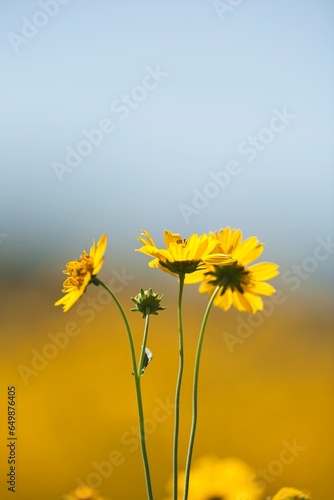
[136,230,232,278]
[164,455,263,500]
[64,485,105,500]
[198,227,279,313]
[272,487,312,500]
[55,234,107,312]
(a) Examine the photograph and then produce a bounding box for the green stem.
[183,285,220,500]
[173,273,185,500]
[138,309,150,376]
[93,278,154,500]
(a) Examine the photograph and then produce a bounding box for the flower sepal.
[159,258,202,275]
[131,288,166,318]
[205,261,250,295]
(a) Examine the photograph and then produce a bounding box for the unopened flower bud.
[131,288,166,318]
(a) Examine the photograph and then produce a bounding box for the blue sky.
[0,0,333,275]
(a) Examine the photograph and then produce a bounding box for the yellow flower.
[136,230,233,279]
[198,227,279,313]
[164,455,263,500]
[55,234,107,312]
[64,485,105,500]
[272,487,312,500]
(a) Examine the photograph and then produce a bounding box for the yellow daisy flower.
[64,485,106,500]
[199,227,279,313]
[164,455,263,500]
[272,487,312,500]
[136,230,233,279]
[55,234,107,312]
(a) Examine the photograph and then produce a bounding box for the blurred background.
[0,0,333,499]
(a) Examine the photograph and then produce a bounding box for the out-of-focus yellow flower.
[272,487,312,500]
[55,234,107,312]
[164,455,263,500]
[136,230,233,279]
[198,227,279,313]
[64,485,105,500]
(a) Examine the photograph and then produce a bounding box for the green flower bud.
[131,288,166,318]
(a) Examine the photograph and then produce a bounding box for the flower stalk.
[183,285,220,500]
[55,229,282,500]
[92,277,154,500]
[138,309,150,376]
[173,273,185,500]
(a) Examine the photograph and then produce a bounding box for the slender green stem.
[173,273,185,500]
[138,309,150,376]
[93,278,154,500]
[183,285,220,500]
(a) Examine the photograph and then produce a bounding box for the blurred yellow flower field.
[1,269,333,499]
[1,1,333,498]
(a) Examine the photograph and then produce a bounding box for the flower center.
[206,496,225,500]
[176,237,187,245]
[205,261,250,294]
[66,252,94,287]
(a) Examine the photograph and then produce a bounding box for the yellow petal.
[249,281,276,296]
[203,253,234,265]
[219,227,242,253]
[139,230,156,247]
[163,230,182,247]
[93,234,107,267]
[93,257,105,275]
[233,237,261,262]
[249,262,279,280]
[242,292,264,313]
[184,269,206,284]
[232,291,254,313]
[214,288,233,310]
[238,243,264,266]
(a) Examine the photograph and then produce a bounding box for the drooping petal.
[184,268,206,284]
[232,291,254,313]
[92,234,107,272]
[249,262,279,280]
[214,288,233,311]
[249,281,276,296]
